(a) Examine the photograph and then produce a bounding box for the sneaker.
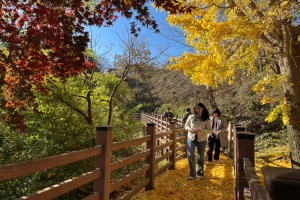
[197,175,204,179]
[188,176,194,180]
[215,160,220,164]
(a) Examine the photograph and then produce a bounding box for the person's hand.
[195,128,202,134]
[192,129,197,134]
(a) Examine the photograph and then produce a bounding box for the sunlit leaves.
[165,0,300,124]
[136,154,235,200]
[136,148,290,199]
[252,72,290,124]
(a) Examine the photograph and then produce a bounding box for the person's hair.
[167,107,170,110]
[194,102,210,121]
[212,108,221,116]
[186,107,190,112]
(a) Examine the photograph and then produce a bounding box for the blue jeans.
[187,138,207,177]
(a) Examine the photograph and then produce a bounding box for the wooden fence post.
[228,121,234,159]
[145,123,156,191]
[235,132,255,200]
[184,129,188,158]
[169,121,176,170]
[166,117,172,130]
[233,124,245,176]
[262,166,300,199]
[160,115,163,132]
[94,126,113,200]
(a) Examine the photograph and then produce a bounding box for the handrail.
[3,113,292,200]
[0,146,102,181]
[243,158,267,200]
[1,113,187,200]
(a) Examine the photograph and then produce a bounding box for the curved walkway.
[133,153,235,200]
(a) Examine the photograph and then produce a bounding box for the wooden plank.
[175,128,186,133]
[243,158,267,200]
[244,188,252,200]
[155,151,172,164]
[155,162,172,177]
[155,130,173,139]
[0,146,102,181]
[110,150,150,172]
[175,145,185,151]
[175,153,186,161]
[175,135,186,141]
[141,121,147,126]
[157,137,166,144]
[111,136,151,151]
[110,164,150,193]
[82,192,99,200]
[156,141,172,152]
[16,169,100,200]
[118,178,150,200]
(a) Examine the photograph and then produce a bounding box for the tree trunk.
[87,91,93,126]
[206,86,218,109]
[281,23,300,169]
[107,67,130,125]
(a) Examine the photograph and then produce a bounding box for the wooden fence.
[143,114,300,200]
[1,113,299,200]
[229,123,268,200]
[229,121,300,200]
[0,115,187,200]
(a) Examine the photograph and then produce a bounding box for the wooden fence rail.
[1,113,298,200]
[229,123,268,200]
[228,121,300,200]
[0,114,187,200]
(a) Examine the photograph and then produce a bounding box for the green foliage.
[0,71,144,199]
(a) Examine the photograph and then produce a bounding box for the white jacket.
[185,114,212,142]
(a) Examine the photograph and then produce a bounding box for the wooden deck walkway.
[133,152,235,200]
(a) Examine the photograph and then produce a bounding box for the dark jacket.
[163,112,173,119]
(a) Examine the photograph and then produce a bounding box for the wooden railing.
[228,122,268,200]
[1,113,298,200]
[229,122,300,200]
[141,113,183,130]
[0,114,187,200]
[141,113,187,158]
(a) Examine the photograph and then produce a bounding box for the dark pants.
[206,136,221,161]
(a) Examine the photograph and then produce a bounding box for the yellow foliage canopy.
[164,0,294,124]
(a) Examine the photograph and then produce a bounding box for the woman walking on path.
[206,108,228,164]
[185,102,212,180]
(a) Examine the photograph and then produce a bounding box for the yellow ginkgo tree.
[165,0,300,168]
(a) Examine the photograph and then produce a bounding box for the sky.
[86,5,192,64]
